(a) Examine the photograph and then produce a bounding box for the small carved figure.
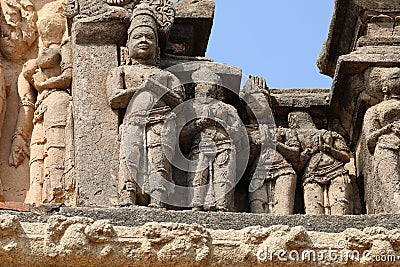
[107,3,183,208]
[186,68,241,212]
[249,125,299,214]
[288,111,352,215]
[364,68,400,213]
[9,40,73,205]
[244,76,299,215]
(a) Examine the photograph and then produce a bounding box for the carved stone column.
[68,1,128,206]
[318,0,400,214]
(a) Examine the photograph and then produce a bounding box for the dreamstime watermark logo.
[121,61,276,208]
[256,239,400,263]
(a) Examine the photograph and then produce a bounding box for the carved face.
[384,69,400,96]
[288,111,316,130]
[194,83,218,99]
[37,48,61,69]
[127,26,157,61]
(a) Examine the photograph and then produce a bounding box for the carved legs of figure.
[374,145,400,213]
[120,123,142,206]
[303,174,351,215]
[146,123,173,209]
[329,174,352,215]
[303,183,324,214]
[213,149,235,211]
[188,148,235,212]
[249,173,296,214]
[42,92,71,204]
[249,184,266,214]
[121,109,176,209]
[25,92,71,205]
[274,173,296,215]
[187,152,208,210]
[25,122,44,204]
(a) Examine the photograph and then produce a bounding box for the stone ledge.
[1,206,400,232]
[0,211,399,266]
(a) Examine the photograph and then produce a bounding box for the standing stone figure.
[0,0,37,202]
[244,76,299,215]
[363,68,400,213]
[288,111,352,215]
[9,40,73,205]
[249,125,299,214]
[107,3,183,208]
[186,67,241,212]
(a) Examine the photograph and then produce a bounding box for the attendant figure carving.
[244,76,299,214]
[288,111,352,215]
[186,67,241,212]
[363,68,400,213]
[0,0,37,201]
[9,40,73,205]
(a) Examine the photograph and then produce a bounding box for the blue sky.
[206,0,335,89]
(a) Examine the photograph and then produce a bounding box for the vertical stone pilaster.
[71,20,126,206]
[319,0,400,214]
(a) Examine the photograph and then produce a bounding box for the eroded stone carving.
[244,76,299,215]
[363,68,400,214]
[0,62,6,201]
[9,39,73,205]
[1,212,400,266]
[288,111,352,215]
[0,214,21,237]
[37,0,68,49]
[107,2,183,208]
[0,0,37,61]
[46,215,116,258]
[186,67,241,212]
[140,222,211,263]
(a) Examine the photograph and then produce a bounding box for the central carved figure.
[186,67,241,212]
[288,111,352,215]
[107,3,183,208]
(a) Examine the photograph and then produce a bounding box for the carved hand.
[35,77,57,91]
[300,147,314,158]
[250,75,267,90]
[275,127,286,143]
[9,135,29,167]
[323,144,332,153]
[391,121,400,136]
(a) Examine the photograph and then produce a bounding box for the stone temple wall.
[0,0,399,266]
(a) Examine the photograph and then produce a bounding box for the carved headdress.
[288,110,316,129]
[128,0,175,38]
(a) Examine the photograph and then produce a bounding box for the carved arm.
[9,59,37,167]
[35,68,72,91]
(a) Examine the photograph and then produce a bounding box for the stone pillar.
[318,0,400,214]
[71,20,126,206]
